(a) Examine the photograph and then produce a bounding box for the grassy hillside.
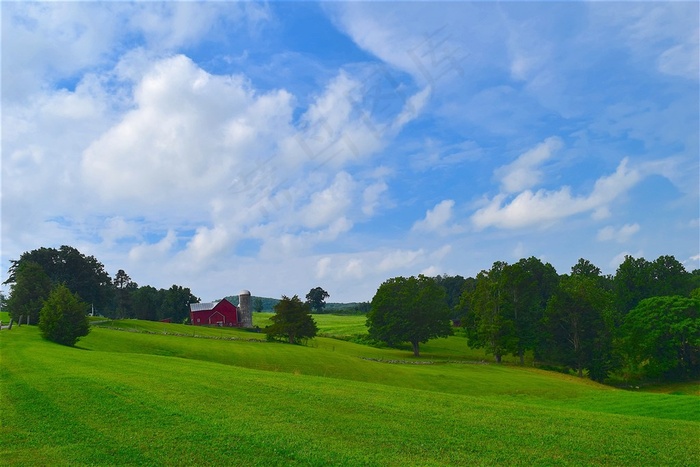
[1,319,698,466]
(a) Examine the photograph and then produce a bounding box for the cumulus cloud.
[3,2,697,304]
[128,229,177,262]
[82,54,295,215]
[299,172,355,229]
[412,200,459,235]
[472,158,642,230]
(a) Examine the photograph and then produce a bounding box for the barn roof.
[190,302,216,312]
[189,299,235,312]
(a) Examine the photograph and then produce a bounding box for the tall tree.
[6,262,52,325]
[434,274,466,310]
[505,257,559,364]
[39,284,90,346]
[367,275,452,357]
[614,255,691,315]
[131,286,160,321]
[265,295,318,344]
[542,275,613,379]
[5,246,113,313]
[571,258,602,278]
[465,262,514,363]
[305,287,330,313]
[613,255,652,315]
[160,285,198,323]
[650,255,691,297]
[113,269,137,318]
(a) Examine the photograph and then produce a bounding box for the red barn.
[189,299,239,327]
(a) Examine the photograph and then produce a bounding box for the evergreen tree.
[39,284,90,346]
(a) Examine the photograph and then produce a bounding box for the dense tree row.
[462,255,698,382]
[3,246,199,325]
[368,255,699,382]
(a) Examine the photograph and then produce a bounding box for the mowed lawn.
[1,320,698,466]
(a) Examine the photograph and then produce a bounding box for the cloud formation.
[2,2,698,302]
[472,158,643,230]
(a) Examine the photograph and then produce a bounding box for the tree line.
[3,246,199,327]
[367,255,699,383]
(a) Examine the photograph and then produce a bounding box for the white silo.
[238,290,252,328]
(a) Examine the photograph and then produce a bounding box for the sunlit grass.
[1,320,698,465]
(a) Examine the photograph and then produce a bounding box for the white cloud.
[82,55,295,216]
[362,181,388,216]
[431,245,452,261]
[597,223,640,243]
[316,257,332,279]
[472,158,642,230]
[181,225,231,266]
[377,248,425,272]
[100,217,142,247]
[495,137,563,193]
[412,200,459,235]
[410,139,482,172]
[658,38,700,80]
[2,2,697,304]
[597,3,699,81]
[286,71,388,171]
[343,259,365,280]
[420,265,441,276]
[391,86,431,131]
[299,172,355,229]
[128,230,177,262]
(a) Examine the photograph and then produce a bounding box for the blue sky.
[2,2,698,303]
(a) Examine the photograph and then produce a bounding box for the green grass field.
[1,317,698,465]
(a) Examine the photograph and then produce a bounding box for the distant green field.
[1,319,698,465]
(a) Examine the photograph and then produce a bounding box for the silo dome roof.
[239,289,251,295]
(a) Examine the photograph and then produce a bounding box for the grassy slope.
[1,320,699,466]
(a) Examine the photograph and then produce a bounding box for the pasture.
[1,315,698,465]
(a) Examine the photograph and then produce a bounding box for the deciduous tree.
[465,262,514,363]
[542,275,613,379]
[505,257,558,364]
[367,275,452,357]
[5,246,113,313]
[6,262,52,325]
[265,295,318,344]
[620,296,700,380]
[305,287,330,313]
